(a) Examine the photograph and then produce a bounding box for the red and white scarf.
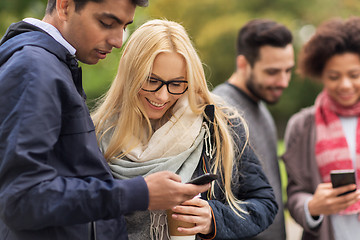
[315,90,360,214]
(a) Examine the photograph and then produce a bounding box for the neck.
[228,71,258,102]
[42,13,62,34]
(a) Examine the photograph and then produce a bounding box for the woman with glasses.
[92,19,277,240]
[282,17,360,240]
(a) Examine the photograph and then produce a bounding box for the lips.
[338,92,355,98]
[98,50,110,54]
[337,93,356,103]
[146,98,166,108]
[96,49,111,59]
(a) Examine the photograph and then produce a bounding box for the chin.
[86,59,100,65]
[340,101,358,107]
[263,97,279,105]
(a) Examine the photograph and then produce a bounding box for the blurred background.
[2,1,360,238]
[2,0,359,139]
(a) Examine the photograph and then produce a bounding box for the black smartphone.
[330,169,356,196]
[187,173,218,185]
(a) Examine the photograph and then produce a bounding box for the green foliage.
[81,48,122,110]
[2,0,360,137]
[0,0,47,17]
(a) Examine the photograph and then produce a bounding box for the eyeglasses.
[141,76,188,95]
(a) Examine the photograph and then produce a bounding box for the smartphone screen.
[330,169,356,196]
[187,173,218,185]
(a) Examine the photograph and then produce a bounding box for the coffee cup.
[166,210,196,240]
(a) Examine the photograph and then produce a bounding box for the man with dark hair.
[0,0,209,239]
[213,19,295,240]
[45,0,149,14]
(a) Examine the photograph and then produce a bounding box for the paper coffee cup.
[166,210,196,239]
[169,236,196,240]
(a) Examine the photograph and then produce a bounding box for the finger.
[332,184,357,196]
[181,197,205,207]
[334,201,356,212]
[172,205,201,216]
[333,191,357,204]
[172,205,211,222]
[195,183,211,193]
[177,225,202,235]
[182,183,211,199]
[319,182,333,189]
[180,199,198,206]
[173,212,199,223]
[328,196,360,213]
[165,171,182,182]
[341,192,360,205]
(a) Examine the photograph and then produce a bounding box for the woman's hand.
[170,197,213,235]
[308,182,360,216]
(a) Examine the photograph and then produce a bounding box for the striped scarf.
[315,90,360,214]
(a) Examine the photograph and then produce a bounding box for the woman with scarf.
[91,19,277,240]
[282,17,360,240]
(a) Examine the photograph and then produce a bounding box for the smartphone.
[330,169,356,196]
[187,173,218,185]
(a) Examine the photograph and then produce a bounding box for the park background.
[1,0,360,238]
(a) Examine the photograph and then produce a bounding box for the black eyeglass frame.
[141,76,188,95]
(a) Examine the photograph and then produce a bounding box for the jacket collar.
[23,18,76,55]
[0,28,85,99]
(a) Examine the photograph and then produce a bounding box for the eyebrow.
[151,73,186,81]
[100,13,133,25]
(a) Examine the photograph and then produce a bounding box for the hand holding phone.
[187,173,218,185]
[330,169,356,196]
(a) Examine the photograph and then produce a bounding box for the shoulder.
[1,45,73,104]
[284,106,315,150]
[18,45,65,68]
[213,83,244,100]
[8,45,70,82]
[212,82,232,93]
[212,83,242,103]
[286,106,315,134]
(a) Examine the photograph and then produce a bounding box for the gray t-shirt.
[213,82,286,240]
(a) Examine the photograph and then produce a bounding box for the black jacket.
[198,106,278,239]
[0,21,148,240]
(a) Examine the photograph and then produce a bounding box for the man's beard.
[245,73,280,105]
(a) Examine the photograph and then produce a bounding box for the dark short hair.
[46,0,148,14]
[298,16,360,79]
[236,19,293,66]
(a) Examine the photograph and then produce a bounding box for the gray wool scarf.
[109,128,205,240]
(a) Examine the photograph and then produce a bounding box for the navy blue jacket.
[198,107,278,239]
[0,22,148,240]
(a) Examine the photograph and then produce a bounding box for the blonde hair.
[92,19,249,216]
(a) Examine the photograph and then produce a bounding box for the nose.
[108,30,123,49]
[277,72,291,88]
[154,85,170,101]
[339,77,352,89]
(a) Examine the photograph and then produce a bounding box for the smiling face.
[59,0,135,64]
[322,53,360,107]
[245,44,294,104]
[138,52,187,120]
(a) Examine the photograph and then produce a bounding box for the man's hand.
[144,171,210,210]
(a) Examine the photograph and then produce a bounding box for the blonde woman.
[92,19,277,239]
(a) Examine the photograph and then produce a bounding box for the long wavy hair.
[92,19,249,215]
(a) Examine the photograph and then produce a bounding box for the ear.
[56,0,71,21]
[236,55,249,71]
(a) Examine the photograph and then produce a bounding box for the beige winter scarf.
[104,96,205,240]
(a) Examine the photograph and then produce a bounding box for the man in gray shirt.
[213,19,294,240]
